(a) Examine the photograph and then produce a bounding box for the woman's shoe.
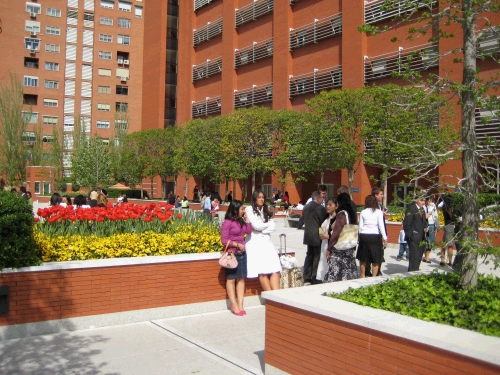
[230,306,245,316]
[439,262,446,266]
[241,309,247,315]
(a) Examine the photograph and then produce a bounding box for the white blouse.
[358,208,387,240]
[245,205,276,234]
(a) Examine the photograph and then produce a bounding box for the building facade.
[175,0,499,204]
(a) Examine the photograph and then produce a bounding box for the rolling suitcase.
[279,234,304,289]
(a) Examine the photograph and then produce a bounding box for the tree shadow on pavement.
[0,330,117,375]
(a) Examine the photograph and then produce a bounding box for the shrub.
[0,191,41,269]
[327,271,500,337]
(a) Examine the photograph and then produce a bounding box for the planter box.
[262,271,500,375]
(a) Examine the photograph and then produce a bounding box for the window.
[135,5,143,18]
[43,182,51,195]
[24,76,38,87]
[42,115,58,125]
[68,10,78,19]
[98,103,111,111]
[26,2,41,14]
[23,94,38,105]
[98,85,111,94]
[46,26,61,35]
[44,80,59,89]
[43,136,54,143]
[45,62,59,71]
[25,21,40,32]
[99,34,113,43]
[98,68,112,76]
[46,8,61,17]
[296,30,307,46]
[118,1,132,12]
[100,16,113,25]
[118,18,131,28]
[43,99,58,107]
[45,44,60,53]
[24,38,40,50]
[34,182,41,194]
[262,185,272,199]
[24,57,39,69]
[117,34,130,45]
[101,0,114,9]
[99,51,112,60]
[23,131,36,143]
[115,102,128,112]
[97,120,110,128]
[22,112,39,124]
[116,85,128,95]
[115,119,128,129]
[84,12,94,21]
[117,51,129,63]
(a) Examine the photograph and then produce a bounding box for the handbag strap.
[341,210,350,226]
[222,240,231,254]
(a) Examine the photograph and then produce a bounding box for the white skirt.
[316,239,329,281]
[245,232,282,278]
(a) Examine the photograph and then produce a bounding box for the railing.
[364,42,438,81]
[234,82,273,108]
[289,65,342,98]
[364,0,437,24]
[290,0,299,4]
[235,0,273,28]
[234,37,273,68]
[289,13,342,51]
[192,96,222,117]
[192,57,222,82]
[194,0,217,12]
[193,18,223,47]
[478,31,499,57]
[476,107,500,155]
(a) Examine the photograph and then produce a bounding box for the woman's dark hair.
[327,197,338,206]
[364,195,379,211]
[50,192,62,206]
[74,194,86,207]
[224,200,246,227]
[251,190,272,222]
[64,195,72,206]
[336,192,356,224]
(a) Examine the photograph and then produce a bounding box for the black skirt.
[225,252,247,279]
[356,233,384,264]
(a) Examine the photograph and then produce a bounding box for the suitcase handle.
[279,233,287,256]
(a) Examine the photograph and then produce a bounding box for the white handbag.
[334,211,359,250]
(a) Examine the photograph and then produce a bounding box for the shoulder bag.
[335,211,359,250]
[219,241,238,269]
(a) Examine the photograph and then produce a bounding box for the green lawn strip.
[326,271,500,337]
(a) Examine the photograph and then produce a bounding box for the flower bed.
[34,204,222,261]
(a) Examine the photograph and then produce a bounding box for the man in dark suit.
[403,195,428,272]
[302,191,327,284]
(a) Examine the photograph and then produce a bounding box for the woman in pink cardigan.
[221,200,252,316]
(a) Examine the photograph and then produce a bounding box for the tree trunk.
[381,167,388,208]
[320,170,324,184]
[140,181,143,199]
[260,173,264,186]
[252,171,256,194]
[233,180,236,201]
[185,174,189,201]
[281,169,286,193]
[347,167,355,198]
[150,178,154,199]
[457,6,478,289]
[173,174,177,198]
[161,177,166,199]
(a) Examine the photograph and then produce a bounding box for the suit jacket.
[403,203,427,243]
[303,201,327,246]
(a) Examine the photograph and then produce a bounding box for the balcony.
[234,82,273,108]
[192,96,221,118]
[289,65,342,98]
[194,0,218,12]
[364,0,437,25]
[193,18,223,47]
[192,57,222,82]
[235,37,273,69]
[476,107,500,155]
[289,13,342,51]
[477,31,500,58]
[235,0,273,28]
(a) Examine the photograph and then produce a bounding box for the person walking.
[181,196,189,210]
[324,193,359,282]
[302,190,327,285]
[439,194,457,267]
[396,224,409,261]
[203,192,212,218]
[245,190,282,291]
[423,196,439,263]
[316,198,338,281]
[221,200,253,316]
[357,195,387,278]
[404,195,428,272]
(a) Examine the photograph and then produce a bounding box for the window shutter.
[84,0,95,10]
[65,80,76,95]
[63,152,72,168]
[66,27,77,43]
[82,64,93,80]
[68,0,79,8]
[81,117,91,132]
[81,82,92,97]
[81,99,92,115]
[98,68,111,76]
[64,98,75,114]
[66,44,77,60]
[82,47,93,62]
[83,29,94,45]
[116,68,130,78]
[65,62,76,78]
[64,134,74,150]
[135,6,142,17]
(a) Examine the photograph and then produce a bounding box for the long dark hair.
[50,192,62,206]
[251,190,272,222]
[224,200,246,227]
[336,192,357,225]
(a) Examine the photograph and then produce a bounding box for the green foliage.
[447,193,500,210]
[0,191,41,269]
[72,135,112,188]
[327,271,500,337]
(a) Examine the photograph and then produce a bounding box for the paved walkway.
[1,219,498,374]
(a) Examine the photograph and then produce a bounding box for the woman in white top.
[245,190,282,291]
[356,195,387,278]
[316,198,338,281]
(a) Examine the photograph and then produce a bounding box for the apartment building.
[174,0,500,203]
[0,0,148,192]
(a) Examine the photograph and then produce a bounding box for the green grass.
[326,271,500,337]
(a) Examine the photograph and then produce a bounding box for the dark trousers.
[203,209,212,219]
[303,245,321,283]
[408,239,425,272]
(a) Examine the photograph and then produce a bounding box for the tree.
[360,0,500,288]
[118,131,146,190]
[306,87,373,196]
[72,135,112,188]
[0,73,30,185]
[110,110,131,183]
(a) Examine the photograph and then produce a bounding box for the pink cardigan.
[221,219,252,254]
